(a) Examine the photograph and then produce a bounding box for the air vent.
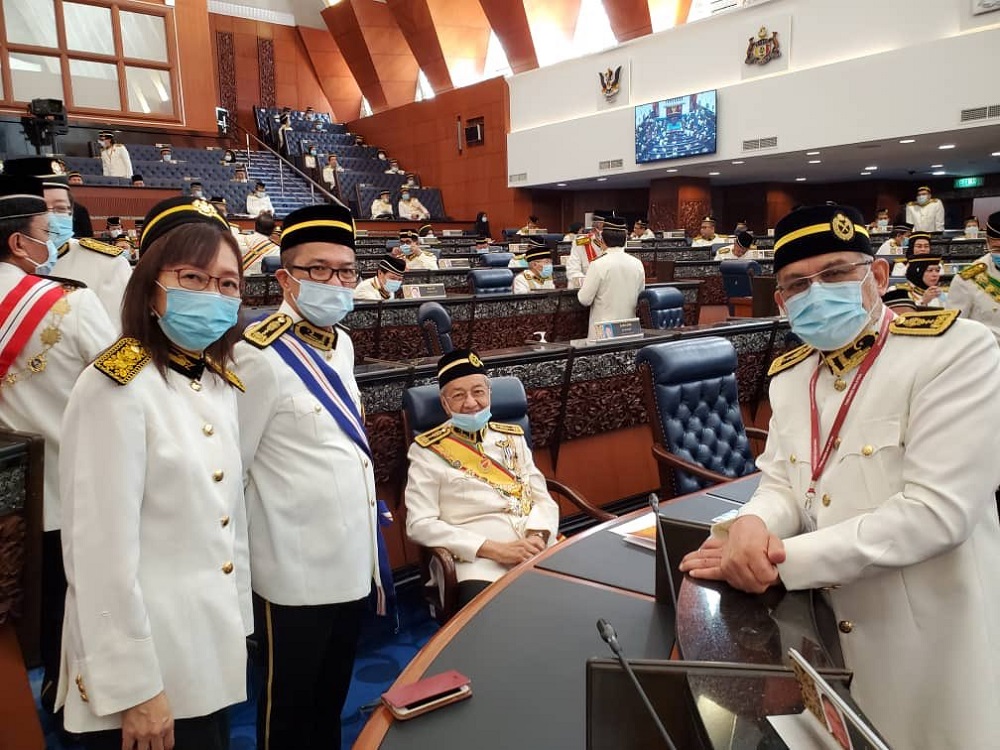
[598,159,625,171]
[960,104,1000,122]
[742,136,778,152]
[610,158,623,168]
[508,172,527,183]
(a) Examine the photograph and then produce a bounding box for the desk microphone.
[596,619,677,750]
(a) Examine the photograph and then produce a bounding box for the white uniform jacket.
[631,229,655,241]
[946,253,1000,345]
[876,238,903,256]
[235,304,379,606]
[398,198,430,221]
[354,276,395,301]
[576,247,645,335]
[405,250,438,271]
[237,232,279,275]
[0,265,115,531]
[57,341,252,732]
[370,199,394,218]
[729,310,1000,750]
[512,271,554,294]
[53,238,131,324]
[100,145,132,178]
[565,238,601,288]
[905,198,945,232]
[245,192,274,217]
[691,235,719,247]
[405,422,560,583]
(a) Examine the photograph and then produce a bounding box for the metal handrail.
[232,120,343,207]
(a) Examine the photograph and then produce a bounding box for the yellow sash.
[242,238,277,272]
[428,435,523,501]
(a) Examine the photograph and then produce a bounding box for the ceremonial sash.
[0,276,64,381]
[370,499,396,624]
[270,333,373,461]
[428,435,523,500]
[241,238,277,272]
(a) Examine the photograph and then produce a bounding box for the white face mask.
[966,225,979,238]
[916,194,929,206]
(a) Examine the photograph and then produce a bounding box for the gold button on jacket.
[212,470,224,482]
[221,561,234,574]
[838,620,854,634]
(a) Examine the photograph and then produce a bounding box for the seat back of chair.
[260,256,281,274]
[417,302,454,356]
[637,287,685,330]
[636,337,755,495]
[402,376,532,446]
[719,259,762,299]
[467,268,514,296]
[480,252,513,267]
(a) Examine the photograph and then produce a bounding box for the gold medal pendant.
[833,377,847,392]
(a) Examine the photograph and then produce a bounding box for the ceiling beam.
[477,0,538,74]
[603,0,653,43]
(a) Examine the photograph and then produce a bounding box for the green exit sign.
[954,176,984,189]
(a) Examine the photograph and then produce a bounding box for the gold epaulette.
[94,337,150,385]
[768,343,815,377]
[243,312,293,349]
[415,422,452,447]
[907,201,917,207]
[574,236,591,246]
[78,237,123,257]
[489,422,524,436]
[206,360,246,392]
[959,262,987,280]
[890,308,959,336]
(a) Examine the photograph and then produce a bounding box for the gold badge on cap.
[193,198,220,219]
[50,160,65,175]
[831,213,855,242]
[468,352,483,368]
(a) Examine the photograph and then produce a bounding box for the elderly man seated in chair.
[405,349,560,608]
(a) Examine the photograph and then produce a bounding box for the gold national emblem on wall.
[599,66,622,102]
[745,26,781,66]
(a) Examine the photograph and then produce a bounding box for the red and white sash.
[0,276,64,381]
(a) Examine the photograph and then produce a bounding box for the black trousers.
[253,593,366,750]
[80,708,229,750]
[40,530,67,714]
[457,579,491,608]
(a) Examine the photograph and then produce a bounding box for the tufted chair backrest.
[636,337,756,495]
[719,259,762,299]
[402,376,532,446]
[637,287,685,330]
[417,302,454,356]
[467,268,514,296]
[480,252,513,267]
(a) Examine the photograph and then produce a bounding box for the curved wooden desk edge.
[354,506,652,747]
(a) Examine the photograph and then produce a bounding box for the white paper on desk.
[608,511,656,538]
[767,712,845,749]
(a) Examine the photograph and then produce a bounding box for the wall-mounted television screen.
[635,90,717,164]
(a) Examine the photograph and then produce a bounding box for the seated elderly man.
[354,254,406,300]
[405,350,560,606]
[512,241,554,293]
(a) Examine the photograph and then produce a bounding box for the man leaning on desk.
[680,203,1000,750]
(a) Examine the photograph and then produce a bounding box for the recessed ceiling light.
[808,159,822,164]
[938,144,956,150]
[795,177,807,182]
[666,168,678,173]
[596,177,607,182]
[731,160,745,165]
[806,151,820,156]
[992,151,1000,157]
[865,166,878,170]
[899,139,916,144]
[931,164,944,168]
[932,170,946,176]
[709,171,720,176]
[860,171,871,176]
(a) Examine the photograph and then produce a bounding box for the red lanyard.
[805,310,893,507]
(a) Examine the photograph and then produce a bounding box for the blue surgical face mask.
[155,284,240,352]
[992,254,1000,268]
[401,193,410,201]
[20,234,59,276]
[451,406,491,433]
[385,279,403,294]
[783,273,872,351]
[901,237,909,249]
[48,213,74,250]
[539,264,554,279]
[293,277,354,326]
[400,243,414,256]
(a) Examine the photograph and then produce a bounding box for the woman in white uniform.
[57,197,252,750]
[902,255,945,307]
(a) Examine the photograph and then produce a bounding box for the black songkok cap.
[0,175,48,219]
[3,157,70,192]
[736,231,754,249]
[986,212,1000,240]
[418,224,433,237]
[906,232,933,259]
[107,216,121,225]
[892,222,913,235]
[905,256,942,289]
[701,215,716,225]
[280,202,355,253]
[139,197,230,256]
[882,287,917,310]
[399,229,418,241]
[526,236,546,248]
[437,349,486,388]
[773,204,872,273]
[604,219,627,231]
[525,246,550,263]
[379,255,406,274]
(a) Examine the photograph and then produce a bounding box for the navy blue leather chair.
[480,252,513,267]
[467,268,514,295]
[416,302,454,356]
[720,259,762,314]
[637,287,685,330]
[636,337,764,498]
[260,256,281,274]
[402,376,612,622]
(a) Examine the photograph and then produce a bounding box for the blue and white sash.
[270,333,373,462]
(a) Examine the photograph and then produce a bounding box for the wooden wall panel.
[426,0,492,88]
[296,26,362,121]
[387,0,453,94]
[175,0,218,133]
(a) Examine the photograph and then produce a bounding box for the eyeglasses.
[776,260,872,299]
[161,268,242,297]
[287,265,359,285]
[444,385,490,407]
[48,207,72,217]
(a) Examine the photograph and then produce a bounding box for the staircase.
[245,151,328,218]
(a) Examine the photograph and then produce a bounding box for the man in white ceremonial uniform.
[399,229,438,270]
[235,203,384,750]
[0,175,115,718]
[905,185,945,233]
[630,219,655,241]
[577,220,645,338]
[4,158,131,322]
[354,254,405,301]
[405,349,560,606]
[565,214,605,288]
[946,210,1000,345]
[245,181,274,218]
[691,215,720,247]
[512,240,555,294]
[398,190,430,221]
[876,222,911,256]
[237,213,279,275]
[370,189,394,219]
[97,131,132,179]
[680,203,1000,750]
[714,231,761,260]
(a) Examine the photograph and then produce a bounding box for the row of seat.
[354,184,446,220]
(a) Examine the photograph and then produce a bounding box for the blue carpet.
[31,588,439,749]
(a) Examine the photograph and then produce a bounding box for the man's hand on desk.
[679,515,785,594]
[478,536,546,566]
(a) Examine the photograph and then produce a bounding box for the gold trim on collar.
[821,330,878,377]
[292,319,336,351]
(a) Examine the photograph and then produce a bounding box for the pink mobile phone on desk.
[381,670,472,720]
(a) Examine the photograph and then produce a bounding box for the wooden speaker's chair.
[401,376,612,624]
[636,337,764,498]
